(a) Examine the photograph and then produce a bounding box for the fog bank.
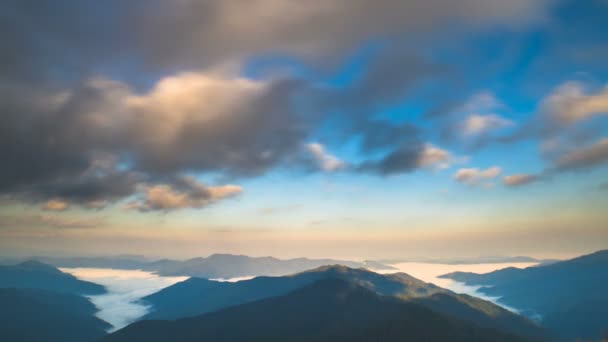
[379,262,538,313]
[61,268,188,331]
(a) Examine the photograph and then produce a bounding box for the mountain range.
[0,260,105,295]
[2,250,606,341]
[27,253,395,278]
[104,278,536,342]
[141,265,548,340]
[440,249,608,341]
[0,287,110,342]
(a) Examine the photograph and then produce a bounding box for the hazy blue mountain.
[439,249,608,341]
[30,255,151,270]
[0,287,110,342]
[142,265,547,340]
[104,279,534,342]
[142,265,446,320]
[146,254,395,278]
[29,253,395,278]
[0,260,105,295]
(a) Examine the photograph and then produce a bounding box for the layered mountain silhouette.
[0,260,105,295]
[142,265,547,340]
[0,287,110,342]
[29,253,394,278]
[104,278,535,342]
[440,249,608,341]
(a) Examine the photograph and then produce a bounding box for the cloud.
[305,143,346,172]
[126,177,242,212]
[357,143,424,175]
[503,174,539,187]
[0,72,307,208]
[0,1,553,91]
[136,0,550,69]
[524,81,608,150]
[462,91,503,113]
[453,166,501,185]
[0,214,106,230]
[543,82,608,125]
[501,81,608,185]
[435,91,516,149]
[0,0,555,210]
[42,199,70,211]
[553,138,608,171]
[462,114,514,136]
[504,138,608,188]
[418,144,453,170]
[0,53,467,207]
[356,142,457,175]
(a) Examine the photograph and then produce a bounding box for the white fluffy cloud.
[503,174,538,187]
[418,144,453,170]
[458,91,514,138]
[127,177,243,211]
[453,166,501,185]
[543,82,608,124]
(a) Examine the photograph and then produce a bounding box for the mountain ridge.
[104,278,536,342]
[439,249,608,341]
[0,260,106,295]
[141,264,548,340]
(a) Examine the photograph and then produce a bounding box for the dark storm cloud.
[356,143,425,175]
[0,0,554,208]
[134,0,550,70]
[0,75,312,208]
[130,78,315,178]
[0,0,137,83]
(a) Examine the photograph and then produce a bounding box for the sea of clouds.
[60,268,188,331]
[377,261,538,314]
[62,261,537,331]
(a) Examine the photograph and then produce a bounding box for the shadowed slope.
[440,250,608,341]
[0,288,110,342]
[0,260,105,295]
[31,254,394,278]
[142,265,445,320]
[105,279,534,342]
[142,265,547,340]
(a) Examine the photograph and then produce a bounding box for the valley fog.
[378,262,538,313]
[60,268,187,331]
[63,261,537,331]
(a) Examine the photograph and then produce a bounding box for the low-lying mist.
[61,268,187,331]
[62,261,538,331]
[378,261,538,314]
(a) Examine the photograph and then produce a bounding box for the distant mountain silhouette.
[104,278,534,342]
[142,265,547,340]
[0,260,105,295]
[30,253,395,278]
[30,255,152,270]
[440,249,608,341]
[0,287,110,341]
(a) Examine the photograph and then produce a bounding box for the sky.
[0,0,607,260]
